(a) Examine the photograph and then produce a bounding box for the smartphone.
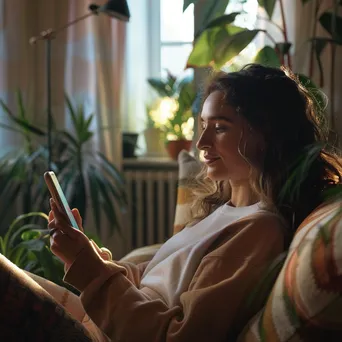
[44,171,80,230]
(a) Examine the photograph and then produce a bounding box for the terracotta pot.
[165,139,192,160]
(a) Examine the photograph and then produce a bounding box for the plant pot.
[165,139,192,161]
[122,132,139,158]
[143,127,167,157]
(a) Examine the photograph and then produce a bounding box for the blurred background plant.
[147,71,197,159]
[0,211,104,287]
[0,91,127,236]
[183,0,336,133]
[147,71,196,141]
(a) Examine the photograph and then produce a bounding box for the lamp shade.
[99,0,130,22]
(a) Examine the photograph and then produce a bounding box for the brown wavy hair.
[189,64,342,231]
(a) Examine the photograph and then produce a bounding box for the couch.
[121,150,342,341]
[2,150,340,341]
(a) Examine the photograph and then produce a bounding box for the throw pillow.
[173,149,202,234]
[238,200,342,342]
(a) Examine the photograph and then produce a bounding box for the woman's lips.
[204,157,220,165]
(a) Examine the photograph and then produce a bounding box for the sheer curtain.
[0,0,127,254]
[0,0,126,157]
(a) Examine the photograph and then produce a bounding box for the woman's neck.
[229,180,259,207]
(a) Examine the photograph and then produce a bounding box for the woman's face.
[196,90,265,182]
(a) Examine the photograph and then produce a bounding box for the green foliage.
[258,0,277,19]
[0,91,127,236]
[196,0,230,35]
[0,211,105,287]
[187,25,261,69]
[0,212,65,285]
[254,46,281,67]
[182,0,326,122]
[147,72,196,140]
[319,12,342,44]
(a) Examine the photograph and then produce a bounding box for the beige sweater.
[64,212,286,342]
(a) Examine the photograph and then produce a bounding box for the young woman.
[2,64,340,341]
[47,65,342,341]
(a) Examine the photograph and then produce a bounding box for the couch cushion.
[173,150,202,234]
[238,200,342,342]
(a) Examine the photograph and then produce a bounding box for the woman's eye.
[215,126,226,133]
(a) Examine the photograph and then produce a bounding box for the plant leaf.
[147,78,175,97]
[205,12,240,30]
[254,46,281,67]
[319,12,342,44]
[187,27,220,68]
[310,38,331,87]
[197,0,230,29]
[213,28,261,68]
[258,0,277,19]
[65,94,79,132]
[97,152,126,191]
[61,131,79,148]
[275,42,292,55]
[183,0,199,12]
[0,122,23,134]
[17,239,46,252]
[0,99,45,136]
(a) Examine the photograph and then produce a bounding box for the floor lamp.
[29,0,130,170]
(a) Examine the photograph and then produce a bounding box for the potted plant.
[0,92,127,235]
[183,0,325,109]
[147,71,196,160]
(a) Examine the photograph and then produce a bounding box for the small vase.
[122,132,139,158]
[143,127,167,157]
[165,139,192,161]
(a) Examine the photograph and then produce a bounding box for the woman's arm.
[64,215,285,342]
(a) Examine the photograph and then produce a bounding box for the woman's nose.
[196,130,211,150]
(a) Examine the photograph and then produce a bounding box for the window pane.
[161,44,193,77]
[161,0,194,42]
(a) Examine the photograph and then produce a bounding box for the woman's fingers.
[71,208,83,232]
[49,199,78,238]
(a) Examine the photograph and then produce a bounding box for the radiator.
[123,159,179,251]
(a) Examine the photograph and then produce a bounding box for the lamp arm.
[30,10,97,44]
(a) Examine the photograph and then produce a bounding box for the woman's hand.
[48,199,91,269]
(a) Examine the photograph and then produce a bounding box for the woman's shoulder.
[205,210,287,257]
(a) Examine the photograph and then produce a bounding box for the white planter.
[143,127,167,158]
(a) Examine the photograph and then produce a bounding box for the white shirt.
[140,202,263,307]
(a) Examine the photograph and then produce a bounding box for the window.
[160,0,194,77]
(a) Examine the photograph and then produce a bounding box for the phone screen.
[44,171,80,230]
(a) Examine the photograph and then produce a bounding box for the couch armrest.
[120,244,162,265]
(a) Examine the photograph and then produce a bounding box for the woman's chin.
[206,169,227,181]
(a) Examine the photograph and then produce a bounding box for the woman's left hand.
[48,198,91,269]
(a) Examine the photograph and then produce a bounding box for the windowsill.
[123,156,178,170]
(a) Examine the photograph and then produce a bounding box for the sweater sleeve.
[115,260,149,287]
[64,215,285,341]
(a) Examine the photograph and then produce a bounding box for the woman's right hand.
[48,206,112,262]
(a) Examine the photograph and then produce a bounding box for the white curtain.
[0,0,126,158]
[0,0,127,256]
